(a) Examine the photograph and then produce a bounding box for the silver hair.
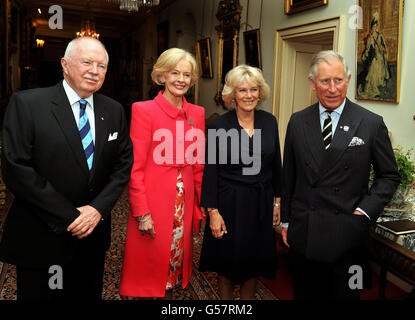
[308,50,350,81]
[63,37,109,63]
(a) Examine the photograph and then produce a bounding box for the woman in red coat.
[120,48,205,299]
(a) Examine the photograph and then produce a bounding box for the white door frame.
[271,16,346,148]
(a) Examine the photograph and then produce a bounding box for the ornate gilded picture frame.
[243,29,262,69]
[356,0,403,103]
[197,38,213,79]
[214,0,242,107]
[285,0,328,15]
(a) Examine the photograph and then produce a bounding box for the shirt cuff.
[282,222,289,228]
[356,207,370,220]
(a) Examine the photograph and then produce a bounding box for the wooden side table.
[371,230,415,299]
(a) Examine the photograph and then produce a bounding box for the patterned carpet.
[0,189,276,300]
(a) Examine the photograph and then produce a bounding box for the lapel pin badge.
[343,125,349,132]
[188,117,195,126]
[101,117,104,120]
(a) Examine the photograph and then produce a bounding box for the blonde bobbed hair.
[151,48,199,86]
[221,64,270,109]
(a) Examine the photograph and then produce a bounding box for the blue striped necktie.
[78,99,94,170]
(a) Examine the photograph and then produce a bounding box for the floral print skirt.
[165,170,185,290]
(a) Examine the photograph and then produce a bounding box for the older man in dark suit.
[281,50,400,299]
[0,37,133,300]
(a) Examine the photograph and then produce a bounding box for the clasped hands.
[67,205,102,239]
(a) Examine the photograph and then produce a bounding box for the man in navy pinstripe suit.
[281,51,400,299]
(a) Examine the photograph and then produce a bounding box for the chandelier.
[107,0,160,12]
[76,18,100,39]
[76,1,100,39]
[36,39,45,48]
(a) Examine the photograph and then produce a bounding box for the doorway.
[272,17,345,150]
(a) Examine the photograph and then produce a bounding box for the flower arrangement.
[393,147,415,192]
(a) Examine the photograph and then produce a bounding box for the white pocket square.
[108,132,118,141]
[348,136,365,147]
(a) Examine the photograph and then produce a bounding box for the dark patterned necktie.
[79,99,94,170]
[322,111,333,150]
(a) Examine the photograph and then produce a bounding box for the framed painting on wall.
[356,0,403,103]
[214,0,241,107]
[285,0,328,15]
[197,38,213,78]
[243,29,262,69]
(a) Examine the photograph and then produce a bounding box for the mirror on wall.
[214,0,242,107]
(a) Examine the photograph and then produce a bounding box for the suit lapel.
[317,99,362,181]
[91,94,108,177]
[303,103,325,176]
[50,82,90,177]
